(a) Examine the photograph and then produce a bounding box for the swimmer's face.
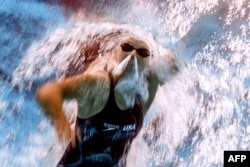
[116,37,150,72]
[113,37,150,109]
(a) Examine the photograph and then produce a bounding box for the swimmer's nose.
[123,55,139,75]
[131,50,137,56]
[127,54,135,66]
[129,54,140,68]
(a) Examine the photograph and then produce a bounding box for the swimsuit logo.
[103,123,120,131]
[103,123,136,132]
[123,124,136,131]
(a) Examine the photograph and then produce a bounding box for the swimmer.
[36,36,178,167]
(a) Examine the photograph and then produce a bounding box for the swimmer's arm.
[36,71,110,141]
[36,71,110,119]
[36,80,65,121]
[62,71,110,118]
[36,77,71,140]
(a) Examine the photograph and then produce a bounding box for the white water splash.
[0,0,249,167]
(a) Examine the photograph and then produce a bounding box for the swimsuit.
[57,77,143,167]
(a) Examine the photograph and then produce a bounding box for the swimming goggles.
[120,43,150,58]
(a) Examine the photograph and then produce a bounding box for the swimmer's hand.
[54,114,73,142]
[54,114,81,147]
[36,82,79,147]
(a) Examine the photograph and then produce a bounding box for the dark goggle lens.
[120,43,150,58]
[137,48,150,57]
[121,43,134,52]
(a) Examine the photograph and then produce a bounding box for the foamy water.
[0,0,249,166]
